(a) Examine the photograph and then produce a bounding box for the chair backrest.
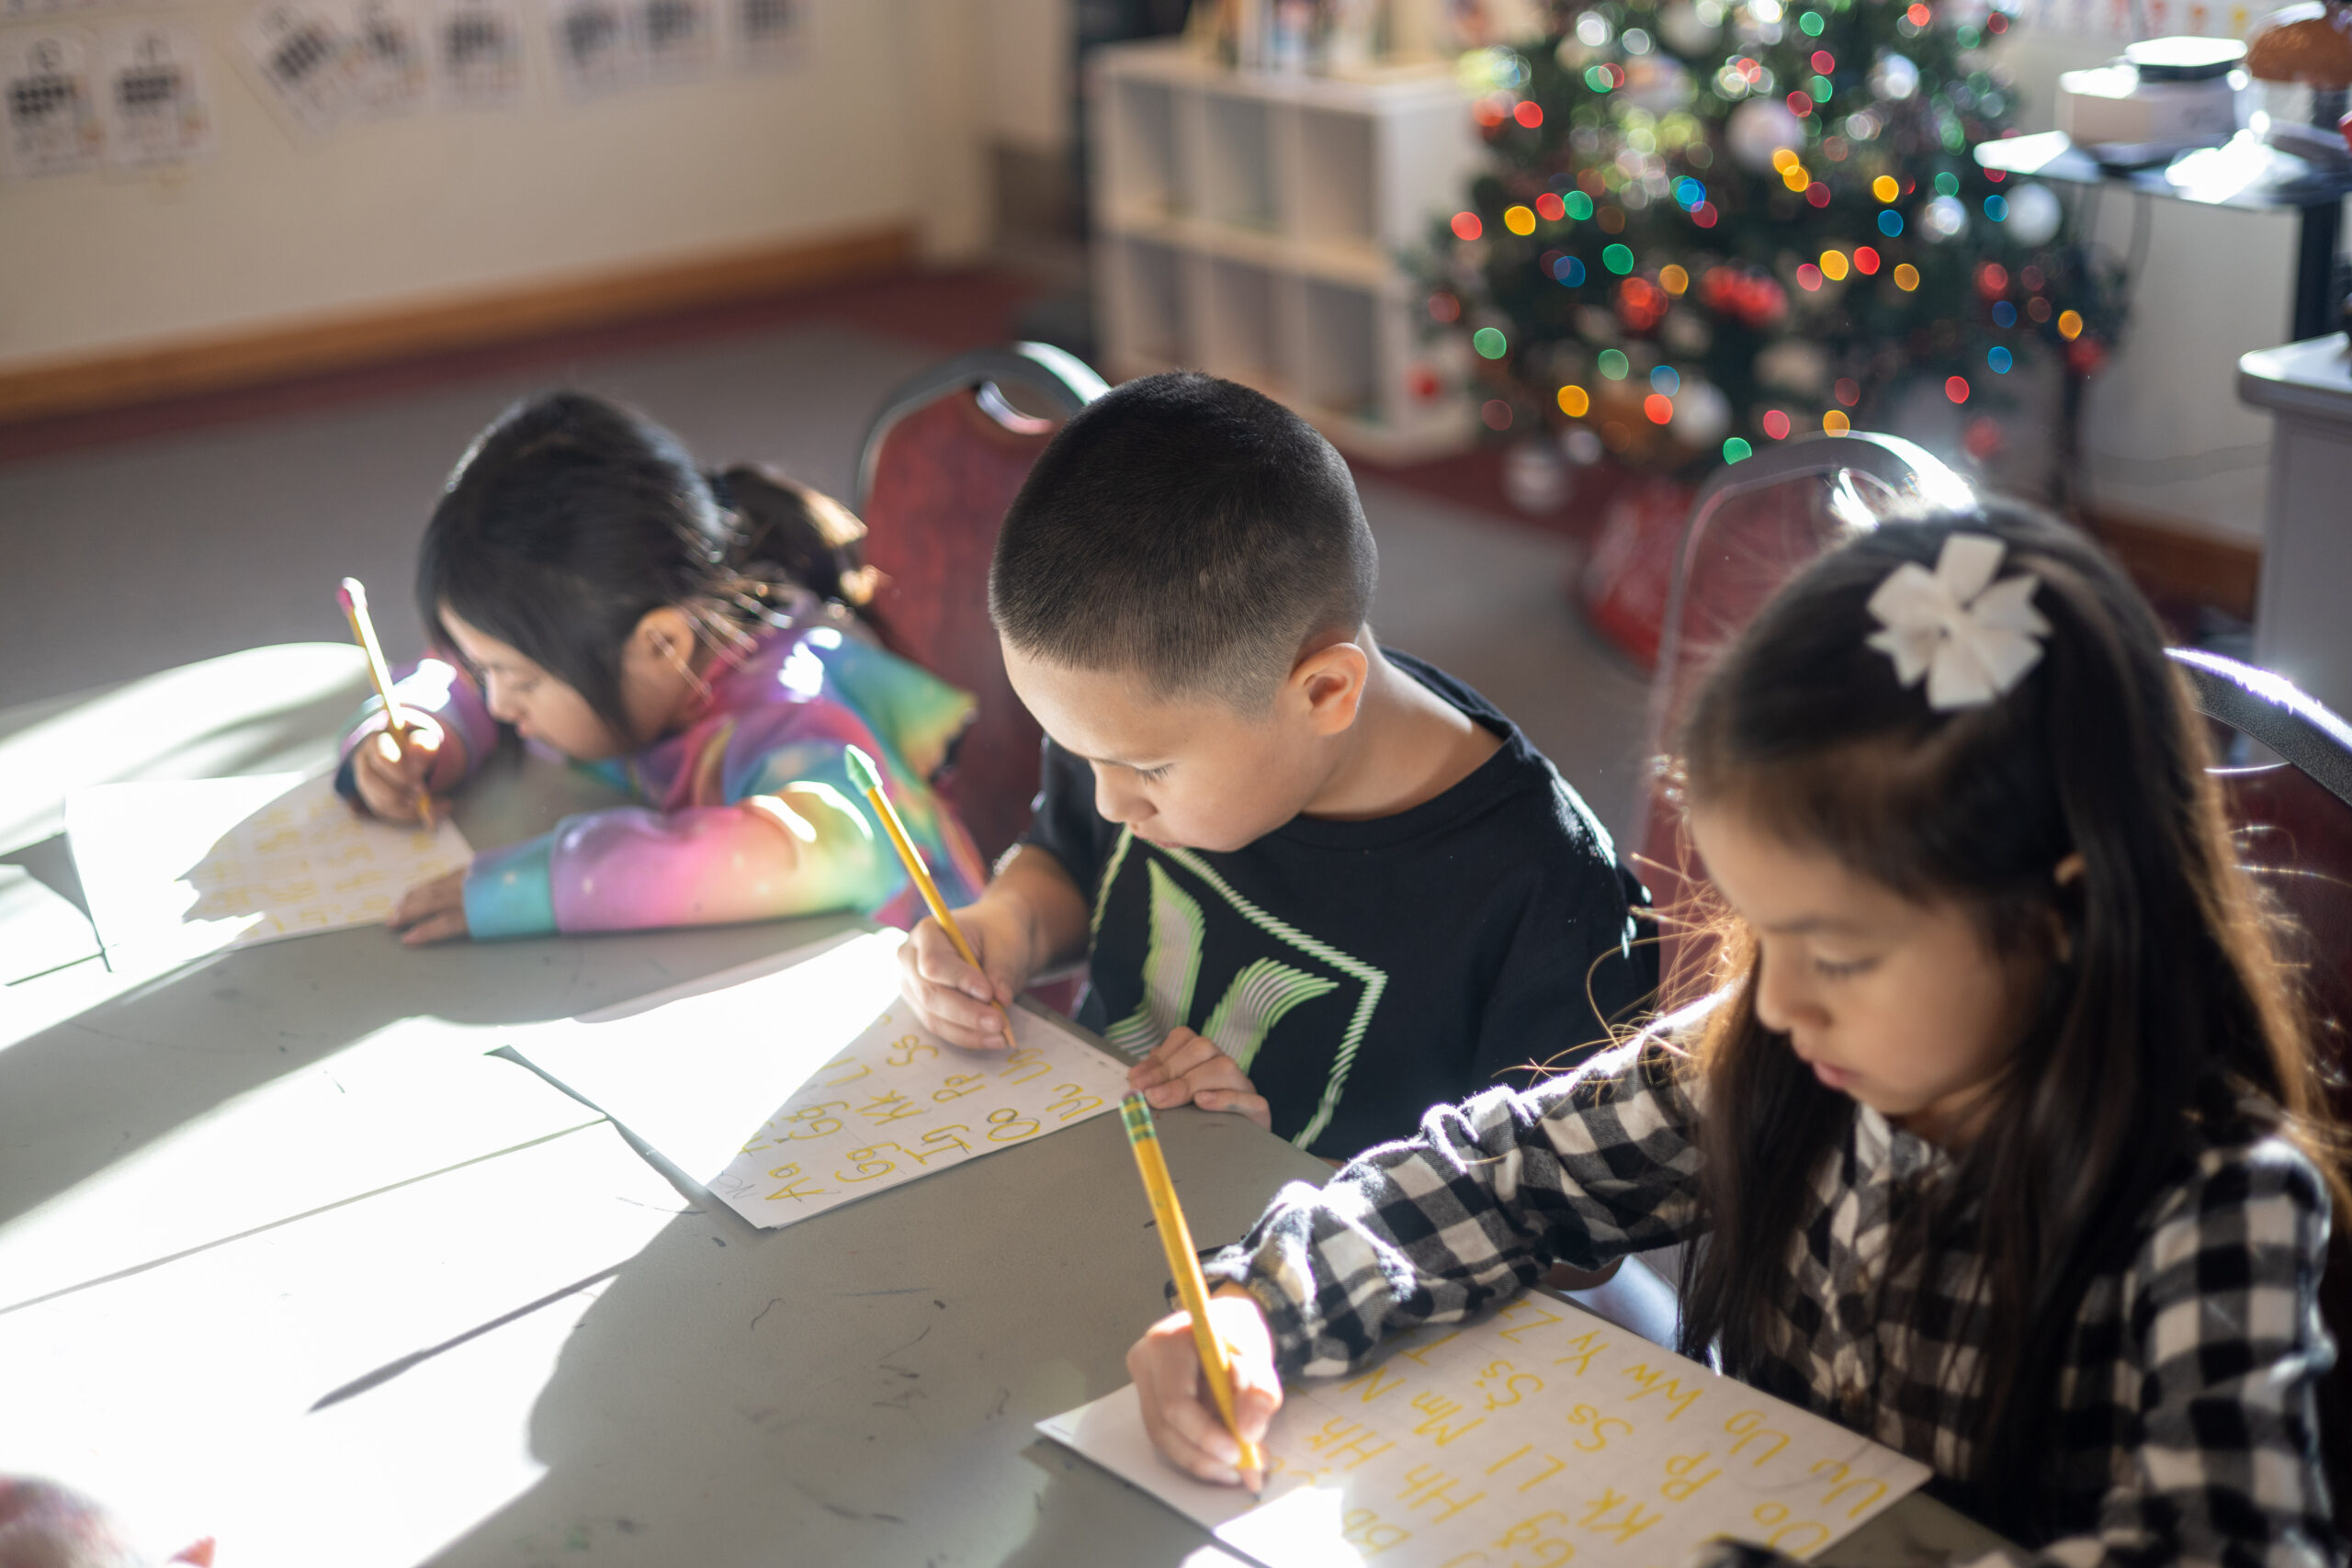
[2169,649,2352,1513]
[852,343,1108,865]
[1635,432,1973,1000]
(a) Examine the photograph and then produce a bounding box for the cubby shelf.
[1090,39,1481,463]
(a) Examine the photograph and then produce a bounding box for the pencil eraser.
[842,744,882,795]
[337,578,366,615]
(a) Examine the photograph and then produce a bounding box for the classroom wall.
[981,0,1069,154]
[1989,33,2295,542]
[0,0,989,374]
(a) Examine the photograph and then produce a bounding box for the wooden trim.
[0,224,915,426]
[2081,507,2263,623]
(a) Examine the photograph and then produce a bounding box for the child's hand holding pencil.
[1126,1283,1283,1490]
[337,577,454,829]
[1121,1093,1281,1494]
[349,712,455,825]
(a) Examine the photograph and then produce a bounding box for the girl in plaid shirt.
[1127,505,2346,1565]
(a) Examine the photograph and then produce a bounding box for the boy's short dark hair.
[989,372,1376,707]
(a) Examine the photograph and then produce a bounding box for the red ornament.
[1805,183,1832,208]
[1945,376,1972,404]
[1451,211,1483,242]
[1536,192,1566,220]
[1787,90,1813,117]
[1964,415,2006,459]
[1699,265,1788,329]
[1514,100,1544,129]
[1853,245,1882,274]
[1762,410,1792,440]
[1977,262,2009,298]
[2066,338,2109,376]
[1408,365,1443,400]
[1617,276,1669,332]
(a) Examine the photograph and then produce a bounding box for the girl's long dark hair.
[416,391,873,739]
[1669,502,2343,1540]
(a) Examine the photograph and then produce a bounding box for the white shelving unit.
[1090,40,1481,462]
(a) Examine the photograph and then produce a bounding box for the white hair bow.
[1863,534,2050,710]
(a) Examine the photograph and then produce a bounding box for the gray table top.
[0,652,2001,1567]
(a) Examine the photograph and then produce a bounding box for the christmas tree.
[1423,0,2125,474]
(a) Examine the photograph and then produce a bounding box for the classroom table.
[0,646,2007,1568]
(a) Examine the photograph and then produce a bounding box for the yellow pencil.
[843,744,1014,1038]
[336,577,436,829]
[1120,1092,1265,1491]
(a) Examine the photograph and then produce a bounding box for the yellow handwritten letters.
[68,771,472,961]
[707,1001,1134,1229]
[1050,1292,1930,1568]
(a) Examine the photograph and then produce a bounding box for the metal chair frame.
[1640,431,1974,855]
[851,342,1108,515]
[2170,648,2352,811]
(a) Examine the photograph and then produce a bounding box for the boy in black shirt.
[895,372,1655,1159]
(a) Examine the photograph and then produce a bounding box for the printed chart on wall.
[4,19,213,175]
[2,28,104,177]
[237,0,361,136]
[66,770,472,967]
[432,0,522,106]
[100,21,212,165]
[501,929,1136,1229]
[1042,1294,1931,1568]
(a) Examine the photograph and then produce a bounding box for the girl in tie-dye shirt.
[339,391,985,943]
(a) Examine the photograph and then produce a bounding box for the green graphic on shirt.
[1104,860,1206,1058]
[1201,959,1340,1075]
[1091,829,1386,1149]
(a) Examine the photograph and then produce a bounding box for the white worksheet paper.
[1041,1296,1930,1568]
[67,771,472,964]
[501,928,1135,1229]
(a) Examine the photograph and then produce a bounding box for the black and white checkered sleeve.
[1960,1136,2341,1568]
[1688,1135,2341,1568]
[1204,1035,1707,1378]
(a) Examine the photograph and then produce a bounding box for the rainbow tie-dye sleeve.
[459,628,986,940]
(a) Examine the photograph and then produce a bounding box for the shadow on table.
[0,891,865,1244]
[412,1109,1311,1568]
[0,693,876,1239]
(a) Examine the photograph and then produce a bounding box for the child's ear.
[1291,638,1369,735]
[626,606,700,671]
[2048,851,2086,964]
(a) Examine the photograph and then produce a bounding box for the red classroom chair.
[851,342,1108,867]
[2171,649,2352,1509]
